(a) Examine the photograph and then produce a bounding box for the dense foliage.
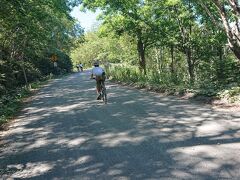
[0,0,83,124]
[71,0,240,101]
[0,0,83,96]
[71,32,137,67]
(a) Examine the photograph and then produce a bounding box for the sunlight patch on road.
[68,137,88,147]
[96,132,144,147]
[24,107,48,114]
[196,121,234,137]
[54,136,89,148]
[107,169,123,176]
[7,125,42,135]
[25,138,49,150]
[60,87,96,93]
[53,100,96,112]
[55,138,69,145]
[2,126,52,150]
[105,84,118,89]
[106,163,129,178]
[136,116,195,142]
[73,155,93,165]
[74,163,103,174]
[168,143,240,177]
[112,112,124,117]
[8,116,41,129]
[148,127,193,142]
[54,104,82,112]
[9,162,55,179]
[122,100,136,105]
[170,169,194,179]
[22,99,97,118]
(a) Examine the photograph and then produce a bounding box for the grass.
[0,74,57,127]
[107,65,240,104]
[217,86,240,103]
[107,65,189,94]
[0,87,30,126]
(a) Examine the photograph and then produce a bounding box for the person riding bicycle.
[79,63,83,71]
[91,60,106,100]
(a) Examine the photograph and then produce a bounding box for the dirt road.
[1,71,240,179]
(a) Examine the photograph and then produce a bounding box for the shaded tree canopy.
[71,0,239,88]
[0,0,83,94]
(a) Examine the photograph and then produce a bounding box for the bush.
[217,86,240,103]
[108,64,240,103]
[0,86,30,126]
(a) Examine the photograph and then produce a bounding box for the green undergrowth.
[0,87,30,126]
[0,74,61,127]
[217,86,240,103]
[107,65,240,103]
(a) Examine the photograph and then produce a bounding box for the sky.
[70,6,100,31]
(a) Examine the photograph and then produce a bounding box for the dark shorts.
[96,75,106,90]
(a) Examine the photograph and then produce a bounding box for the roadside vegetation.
[1,0,240,126]
[0,76,50,126]
[72,0,240,104]
[0,0,83,126]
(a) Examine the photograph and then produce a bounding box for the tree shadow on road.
[0,73,240,179]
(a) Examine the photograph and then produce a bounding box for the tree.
[0,0,83,93]
[81,0,161,74]
[194,0,240,61]
[71,31,137,67]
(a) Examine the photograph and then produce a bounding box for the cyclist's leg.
[96,76,102,100]
[95,77,100,93]
[101,75,107,103]
[101,74,106,87]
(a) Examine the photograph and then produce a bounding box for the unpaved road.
[0,71,240,179]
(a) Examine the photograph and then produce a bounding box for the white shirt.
[92,67,104,76]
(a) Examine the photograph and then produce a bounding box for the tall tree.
[81,0,160,74]
[194,0,240,61]
[0,0,83,92]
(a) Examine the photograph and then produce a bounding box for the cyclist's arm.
[102,68,106,76]
[90,68,95,79]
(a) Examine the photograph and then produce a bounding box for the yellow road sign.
[51,54,57,62]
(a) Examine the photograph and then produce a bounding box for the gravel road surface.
[1,71,240,179]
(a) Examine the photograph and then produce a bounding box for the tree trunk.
[170,45,174,74]
[229,43,240,59]
[155,48,161,73]
[186,48,195,84]
[21,62,28,86]
[137,38,146,75]
[212,0,240,60]
[217,46,224,81]
[19,51,30,88]
[160,47,164,71]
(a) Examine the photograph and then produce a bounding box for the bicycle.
[91,77,107,104]
[100,80,107,104]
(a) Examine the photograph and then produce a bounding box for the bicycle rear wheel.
[102,86,107,104]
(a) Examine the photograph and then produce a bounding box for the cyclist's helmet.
[93,60,99,67]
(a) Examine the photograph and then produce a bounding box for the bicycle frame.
[100,81,107,104]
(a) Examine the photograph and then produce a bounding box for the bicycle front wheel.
[102,87,107,104]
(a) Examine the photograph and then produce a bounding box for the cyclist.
[76,64,80,72]
[79,63,83,71]
[91,60,106,100]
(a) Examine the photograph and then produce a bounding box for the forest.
[1,0,240,124]
[0,0,83,123]
[72,0,240,102]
